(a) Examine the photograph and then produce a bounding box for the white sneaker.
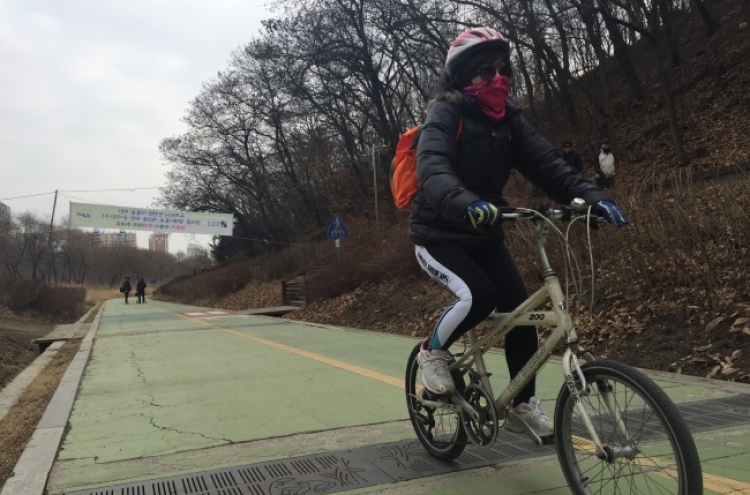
[505,397,554,437]
[417,346,455,396]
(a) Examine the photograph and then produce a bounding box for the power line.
[0,191,57,201]
[1,186,163,202]
[58,193,113,206]
[60,187,162,193]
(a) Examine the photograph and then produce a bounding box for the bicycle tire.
[405,342,467,461]
[555,360,703,495]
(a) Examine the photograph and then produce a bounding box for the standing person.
[596,138,615,189]
[120,277,132,304]
[136,278,147,304]
[410,27,628,437]
[561,140,583,173]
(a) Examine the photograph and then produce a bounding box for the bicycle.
[405,200,702,495]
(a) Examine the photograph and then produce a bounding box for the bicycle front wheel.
[555,360,702,495]
[405,342,467,461]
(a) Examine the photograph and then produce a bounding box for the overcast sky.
[0,0,274,253]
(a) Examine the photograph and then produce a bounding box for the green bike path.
[45,300,750,494]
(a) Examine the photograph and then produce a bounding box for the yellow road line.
[702,474,750,495]
[220,327,405,389]
[170,310,404,389]
[573,436,750,494]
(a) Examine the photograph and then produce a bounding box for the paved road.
[38,300,750,495]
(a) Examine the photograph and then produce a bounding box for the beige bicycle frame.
[450,273,575,415]
[446,216,611,452]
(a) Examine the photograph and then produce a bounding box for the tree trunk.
[601,8,644,101]
[654,41,690,166]
[691,0,720,36]
[516,50,537,122]
[658,0,682,67]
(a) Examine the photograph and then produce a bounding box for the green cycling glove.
[465,201,499,228]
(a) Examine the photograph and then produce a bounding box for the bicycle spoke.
[557,362,701,495]
[405,343,466,461]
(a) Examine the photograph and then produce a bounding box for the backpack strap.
[408,115,464,152]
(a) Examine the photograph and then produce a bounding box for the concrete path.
[24,300,750,495]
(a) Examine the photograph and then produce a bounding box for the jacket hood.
[429,72,454,97]
[426,87,521,121]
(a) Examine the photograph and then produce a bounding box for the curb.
[0,303,105,495]
[0,341,65,422]
[31,304,98,354]
[0,304,98,424]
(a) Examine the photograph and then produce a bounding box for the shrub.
[304,217,421,301]
[503,173,750,313]
[157,258,254,302]
[0,280,86,319]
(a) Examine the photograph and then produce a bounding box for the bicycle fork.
[563,349,637,461]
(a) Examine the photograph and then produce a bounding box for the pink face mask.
[463,75,511,121]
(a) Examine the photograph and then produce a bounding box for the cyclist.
[410,28,628,437]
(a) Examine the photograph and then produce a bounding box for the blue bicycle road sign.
[327,214,350,240]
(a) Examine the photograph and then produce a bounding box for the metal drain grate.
[63,393,750,495]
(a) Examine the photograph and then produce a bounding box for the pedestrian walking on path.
[120,277,132,304]
[136,278,147,304]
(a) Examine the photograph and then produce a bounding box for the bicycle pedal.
[540,434,555,445]
[418,389,451,408]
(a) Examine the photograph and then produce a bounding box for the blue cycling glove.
[594,200,629,227]
[465,201,499,228]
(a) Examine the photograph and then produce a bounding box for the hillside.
[532,0,750,183]
[156,4,750,384]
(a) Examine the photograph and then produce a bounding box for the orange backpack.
[390,117,464,210]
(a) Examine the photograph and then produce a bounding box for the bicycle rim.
[405,343,466,460]
[555,360,702,495]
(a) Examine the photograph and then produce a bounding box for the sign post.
[326,214,349,248]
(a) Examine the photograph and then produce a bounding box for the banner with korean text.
[69,202,234,236]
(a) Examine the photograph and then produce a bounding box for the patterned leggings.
[415,241,539,405]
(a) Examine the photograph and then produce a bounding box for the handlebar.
[497,203,603,223]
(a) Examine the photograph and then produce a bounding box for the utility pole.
[48,189,59,284]
[372,143,379,229]
[49,189,58,237]
[364,142,389,231]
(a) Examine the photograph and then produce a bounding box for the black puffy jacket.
[409,84,611,248]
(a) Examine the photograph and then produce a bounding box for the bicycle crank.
[461,383,498,447]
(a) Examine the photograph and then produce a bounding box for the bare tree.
[157,0,719,230]
[58,226,91,284]
[691,0,719,36]
[596,0,691,166]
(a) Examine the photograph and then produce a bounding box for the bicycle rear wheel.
[555,360,702,495]
[405,342,467,461]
